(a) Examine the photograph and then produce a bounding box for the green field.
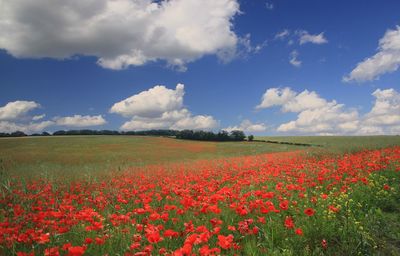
[1,135,400,179]
[258,135,400,153]
[0,135,301,178]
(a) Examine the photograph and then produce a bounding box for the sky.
[1,0,400,135]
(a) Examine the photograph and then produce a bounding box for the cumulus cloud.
[276,102,359,134]
[256,87,327,112]
[112,83,218,131]
[0,100,109,133]
[0,100,54,133]
[298,31,328,45]
[110,84,185,118]
[364,88,400,126]
[289,50,302,67]
[224,120,267,133]
[344,26,400,82]
[256,87,400,135]
[0,120,54,134]
[0,101,40,120]
[54,115,107,127]
[0,0,240,71]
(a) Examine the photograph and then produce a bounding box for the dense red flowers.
[1,147,399,255]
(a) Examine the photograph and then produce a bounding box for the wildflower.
[67,246,86,256]
[217,234,234,249]
[295,228,303,236]
[284,216,294,229]
[304,208,315,216]
[321,239,328,249]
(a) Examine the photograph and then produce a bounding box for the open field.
[258,135,400,153]
[1,135,400,179]
[0,136,400,255]
[0,136,301,179]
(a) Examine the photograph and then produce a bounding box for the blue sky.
[0,0,400,135]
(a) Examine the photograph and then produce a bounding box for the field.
[0,136,400,255]
[0,136,302,179]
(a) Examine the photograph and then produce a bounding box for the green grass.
[258,135,400,154]
[1,135,400,179]
[0,135,300,178]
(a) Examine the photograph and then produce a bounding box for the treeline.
[0,129,252,142]
[52,129,178,136]
[176,130,247,141]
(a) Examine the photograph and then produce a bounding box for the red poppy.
[295,228,303,236]
[304,208,315,216]
[284,216,294,229]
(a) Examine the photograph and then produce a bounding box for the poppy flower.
[304,208,315,216]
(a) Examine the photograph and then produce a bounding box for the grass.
[258,135,400,154]
[0,135,301,179]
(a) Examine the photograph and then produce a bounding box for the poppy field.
[1,137,399,255]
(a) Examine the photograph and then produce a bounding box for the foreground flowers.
[1,147,399,255]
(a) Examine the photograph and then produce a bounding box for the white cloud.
[32,114,46,121]
[0,101,40,120]
[276,102,358,134]
[289,50,302,67]
[257,87,400,135]
[112,83,218,131]
[171,115,219,130]
[344,26,400,82]
[0,100,108,133]
[0,100,55,133]
[0,120,54,133]
[256,87,296,109]
[256,87,327,112]
[0,0,240,71]
[298,31,328,45]
[110,84,185,118]
[274,29,290,40]
[54,115,107,127]
[236,34,268,57]
[363,88,400,126]
[224,120,267,133]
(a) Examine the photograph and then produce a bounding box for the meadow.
[0,136,301,179]
[0,135,399,255]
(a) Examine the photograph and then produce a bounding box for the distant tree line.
[176,130,246,141]
[52,129,179,136]
[0,131,29,137]
[0,129,252,142]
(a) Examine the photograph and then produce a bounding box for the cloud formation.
[54,115,107,127]
[0,101,40,120]
[256,87,400,135]
[0,100,109,133]
[298,31,328,45]
[0,0,240,71]
[344,26,400,82]
[274,29,290,40]
[111,84,218,131]
[0,100,53,133]
[223,120,267,133]
[289,50,302,67]
[0,120,54,134]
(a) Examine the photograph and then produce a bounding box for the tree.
[248,135,254,141]
[10,131,27,137]
[229,130,245,141]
